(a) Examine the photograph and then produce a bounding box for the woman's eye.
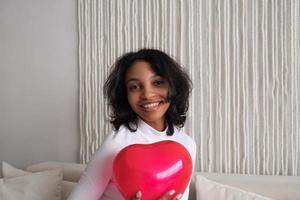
[128,84,140,91]
[153,80,165,86]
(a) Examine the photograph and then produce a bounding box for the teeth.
[142,102,159,108]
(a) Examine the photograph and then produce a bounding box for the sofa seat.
[190,172,300,200]
[26,162,300,200]
[2,161,300,200]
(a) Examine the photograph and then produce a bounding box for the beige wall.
[0,0,79,169]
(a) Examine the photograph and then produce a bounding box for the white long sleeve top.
[68,119,197,200]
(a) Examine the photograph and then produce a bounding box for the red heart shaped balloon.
[112,140,192,200]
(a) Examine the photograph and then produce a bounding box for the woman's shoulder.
[92,125,135,157]
[101,124,145,148]
[171,128,197,158]
[173,128,196,145]
[103,125,132,142]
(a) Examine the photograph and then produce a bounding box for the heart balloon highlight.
[112,140,192,200]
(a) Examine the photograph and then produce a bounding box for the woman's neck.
[143,119,167,132]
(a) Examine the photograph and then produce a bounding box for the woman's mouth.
[140,101,163,111]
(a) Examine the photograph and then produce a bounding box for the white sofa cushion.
[193,172,300,200]
[27,162,85,200]
[26,162,85,200]
[27,161,86,182]
[195,175,271,200]
[0,162,62,200]
[62,181,77,200]
[2,162,28,178]
[2,161,76,200]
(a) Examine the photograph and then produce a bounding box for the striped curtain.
[78,0,300,176]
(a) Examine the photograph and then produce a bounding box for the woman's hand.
[130,191,142,200]
[158,190,183,200]
[130,190,183,200]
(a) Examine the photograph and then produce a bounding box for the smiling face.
[125,61,170,131]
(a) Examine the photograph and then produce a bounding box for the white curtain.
[78,0,300,176]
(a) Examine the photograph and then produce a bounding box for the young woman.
[68,49,196,200]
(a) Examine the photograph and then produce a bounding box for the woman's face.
[125,61,170,131]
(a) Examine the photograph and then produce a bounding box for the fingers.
[131,191,142,200]
[159,190,175,200]
[132,190,182,200]
[159,190,183,200]
[173,193,183,200]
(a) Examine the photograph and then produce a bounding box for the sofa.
[1,161,300,200]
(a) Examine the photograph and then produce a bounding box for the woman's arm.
[67,133,118,200]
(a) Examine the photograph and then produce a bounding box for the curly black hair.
[103,48,192,135]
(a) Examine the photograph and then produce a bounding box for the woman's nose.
[141,86,155,99]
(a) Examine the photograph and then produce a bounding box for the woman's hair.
[103,48,192,135]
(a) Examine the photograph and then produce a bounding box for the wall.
[0,0,79,169]
[79,0,300,175]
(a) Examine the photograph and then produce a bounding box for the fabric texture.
[62,181,77,200]
[195,175,272,200]
[2,162,28,178]
[194,172,300,200]
[0,162,62,200]
[27,161,86,182]
[2,161,77,200]
[68,118,197,200]
[27,162,83,200]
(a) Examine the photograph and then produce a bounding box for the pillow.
[0,162,62,200]
[26,161,86,182]
[195,175,272,200]
[62,181,77,200]
[2,161,77,200]
[2,161,29,177]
